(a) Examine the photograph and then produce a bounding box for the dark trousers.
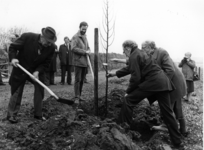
[118,89,182,145]
[74,66,87,98]
[45,71,55,85]
[61,65,72,84]
[172,98,186,134]
[7,77,44,117]
[0,71,3,83]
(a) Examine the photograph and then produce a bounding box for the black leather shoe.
[50,83,56,85]
[67,83,72,85]
[80,98,86,101]
[7,116,18,123]
[34,116,46,121]
[0,82,5,86]
[172,142,185,150]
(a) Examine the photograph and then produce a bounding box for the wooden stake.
[94,28,99,116]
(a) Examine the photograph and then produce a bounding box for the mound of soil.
[4,87,164,150]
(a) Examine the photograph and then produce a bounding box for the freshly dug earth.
[0,76,203,150]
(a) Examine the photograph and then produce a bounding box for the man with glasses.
[108,40,184,149]
[71,22,90,103]
[7,27,57,123]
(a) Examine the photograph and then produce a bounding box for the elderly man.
[59,37,73,85]
[179,52,195,101]
[141,41,188,137]
[71,22,90,102]
[108,40,183,149]
[7,27,57,123]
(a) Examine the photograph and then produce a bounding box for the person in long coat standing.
[59,37,72,85]
[179,52,196,101]
[141,41,188,137]
[108,40,183,149]
[71,22,90,102]
[7,27,57,123]
[45,44,58,85]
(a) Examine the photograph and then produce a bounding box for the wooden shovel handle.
[17,64,58,99]
[87,55,94,79]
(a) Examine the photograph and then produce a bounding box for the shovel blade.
[56,97,75,105]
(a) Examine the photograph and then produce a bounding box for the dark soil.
[0,76,203,150]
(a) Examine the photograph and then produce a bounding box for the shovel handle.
[87,55,94,79]
[17,64,59,99]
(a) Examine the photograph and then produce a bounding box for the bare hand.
[107,72,116,78]
[32,71,39,81]
[125,93,128,97]
[86,50,91,55]
[110,58,119,62]
[11,59,19,67]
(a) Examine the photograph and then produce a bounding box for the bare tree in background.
[99,0,116,116]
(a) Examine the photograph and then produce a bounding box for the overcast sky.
[0,0,203,62]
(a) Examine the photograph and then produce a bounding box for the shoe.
[181,131,189,137]
[34,116,46,121]
[7,116,18,123]
[50,83,56,85]
[0,82,5,86]
[172,142,185,150]
[67,83,72,85]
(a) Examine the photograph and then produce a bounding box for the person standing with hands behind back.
[71,22,90,103]
[179,52,195,101]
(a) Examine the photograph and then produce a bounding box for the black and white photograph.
[0,0,203,150]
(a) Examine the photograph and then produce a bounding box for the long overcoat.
[148,48,187,104]
[9,33,55,94]
[59,43,72,66]
[116,48,174,94]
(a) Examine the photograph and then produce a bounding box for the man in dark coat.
[108,40,183,149]
[71,22,90,102]
[59,37,72,85]
[142,41,188,137]
[7,27,57,123]
[44,44,58,85]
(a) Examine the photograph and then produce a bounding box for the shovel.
[17,64,75,105]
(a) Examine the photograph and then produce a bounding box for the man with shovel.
[7,27,57,123]
[71,21,91,103]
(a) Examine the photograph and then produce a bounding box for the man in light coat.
[71,22,90,102]
[179,52,196,101]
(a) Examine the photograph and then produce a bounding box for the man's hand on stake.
[11,59,19,67]
[125,93,128,97]
[86,50,91,55]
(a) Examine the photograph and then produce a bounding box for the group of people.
[5,21,91,124]
[1,21,197,149]
[108,40,196,149]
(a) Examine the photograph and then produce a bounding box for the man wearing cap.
[71,21,90,102]
[179,52,196,101]
[7,27,57,123]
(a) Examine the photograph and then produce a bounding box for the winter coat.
[71,31,90,67]
[116,48,174,94]
[148,48,187,104]
[179,58,195,81]
[9,32,55,94]
[59,43,72,66]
